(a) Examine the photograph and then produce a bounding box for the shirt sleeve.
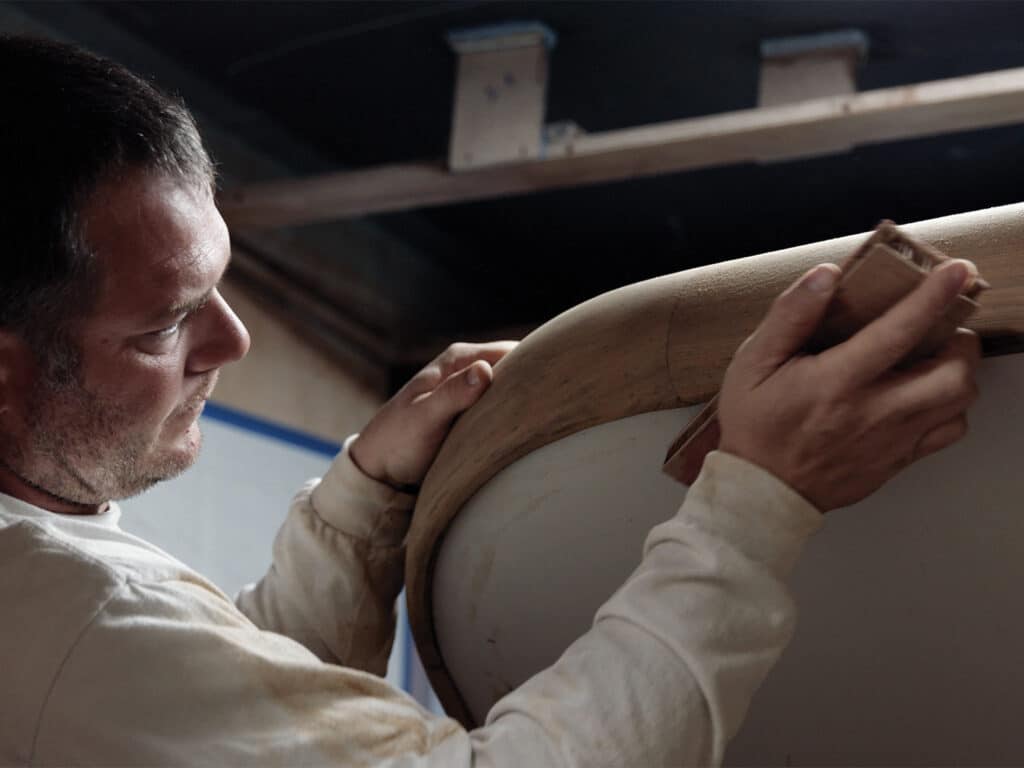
[473,450,822,766]
[235,435,417,676]
[33,450,821,767]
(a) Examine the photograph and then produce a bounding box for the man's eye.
[137,320,184,355]
[150,322,181,339]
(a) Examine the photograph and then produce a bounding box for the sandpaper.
[662,220,988,486]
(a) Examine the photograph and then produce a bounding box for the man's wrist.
[679,450,824,576]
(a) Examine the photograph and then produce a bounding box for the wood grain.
[406,202,1024,727]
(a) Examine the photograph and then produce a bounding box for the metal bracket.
[757,29,869,161]
[446,22,557,171]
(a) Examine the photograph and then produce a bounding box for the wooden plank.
[219,67,1024,230]
[403,202,1024,726]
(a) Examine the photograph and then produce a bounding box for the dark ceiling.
[7,0,1024,382]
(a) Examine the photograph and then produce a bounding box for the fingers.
[913,414,969,461]
[878,329,981,416]
[938,327,983,368]
[406,341,518,398]
[732,264,840,385]
[879,331,977,469]
[822,259,974,386]
[351,356,498,488]
[416,360,494,430]
[436,341,518,379]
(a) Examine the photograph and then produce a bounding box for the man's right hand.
[718,259,982,512]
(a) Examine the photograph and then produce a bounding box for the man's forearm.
[468,451,822,766]
[236,437,414,673]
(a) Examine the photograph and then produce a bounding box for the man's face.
[5,168,250,506]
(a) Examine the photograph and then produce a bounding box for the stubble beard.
[12,374,202,505]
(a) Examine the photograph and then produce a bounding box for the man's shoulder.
[0,519,127,762]
[0,518,128,660]
[0,517,126,602]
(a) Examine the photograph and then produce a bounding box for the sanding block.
[662,220,988,486]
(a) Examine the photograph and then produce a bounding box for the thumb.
[734,263,840,381]
[420,359,493,429]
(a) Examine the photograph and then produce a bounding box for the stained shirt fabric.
[0,445,820,766]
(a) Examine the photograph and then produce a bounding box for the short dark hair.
[0,36,213,380]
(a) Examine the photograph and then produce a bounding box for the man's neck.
[0,462,107,515]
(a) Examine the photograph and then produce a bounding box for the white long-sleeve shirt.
[0,445,820,766]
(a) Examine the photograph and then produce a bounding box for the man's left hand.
[349,341,517,490]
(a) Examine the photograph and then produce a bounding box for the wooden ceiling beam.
[219,66,1024,230]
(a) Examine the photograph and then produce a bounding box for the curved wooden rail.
[406,203,1024,726]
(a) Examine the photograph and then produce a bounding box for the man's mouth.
[180,375,218,419]
[184,398,207,415]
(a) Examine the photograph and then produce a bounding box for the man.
[0,36,981,766]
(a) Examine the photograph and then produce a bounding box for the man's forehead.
[82,170,230,320]
[143,243,218,286]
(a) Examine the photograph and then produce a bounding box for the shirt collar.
[0,491,122,529]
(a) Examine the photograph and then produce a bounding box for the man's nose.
[186,291,250,374]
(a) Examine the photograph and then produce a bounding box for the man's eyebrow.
[147,257,231,326]
[163,288,214,321]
